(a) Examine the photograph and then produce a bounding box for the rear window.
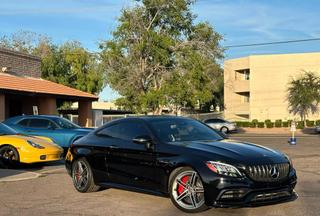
[18,119,29,127]
[28,119,51,128]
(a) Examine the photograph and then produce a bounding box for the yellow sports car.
[0,123,63,166]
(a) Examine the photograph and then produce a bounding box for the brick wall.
[0,48,41,78]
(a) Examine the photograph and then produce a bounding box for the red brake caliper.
[177,175,189,195]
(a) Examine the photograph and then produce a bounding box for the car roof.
[3,115,61,124]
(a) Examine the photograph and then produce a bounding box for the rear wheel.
[169,167,208,213]
[0,145,19,168]
[220,126,229,133]
[72,158,100,193]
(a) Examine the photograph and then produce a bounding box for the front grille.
[245,163,289,182]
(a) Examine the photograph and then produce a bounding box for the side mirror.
[132,135,153,150]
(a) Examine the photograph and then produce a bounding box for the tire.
[0,145,20,168]
[72,158,100,193]
[169,167,208,213]
[220,126,229,134]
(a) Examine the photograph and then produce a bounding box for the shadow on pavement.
[0,158,64,178]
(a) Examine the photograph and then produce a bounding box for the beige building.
[224,52,320,121]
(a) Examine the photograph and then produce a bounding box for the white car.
[204,118,237,133]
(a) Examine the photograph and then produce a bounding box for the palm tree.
[287,72,320,125]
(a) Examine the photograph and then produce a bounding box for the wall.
[224,52,320,121]
[0,48,41,78]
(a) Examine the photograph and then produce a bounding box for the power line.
[226,38,320,48]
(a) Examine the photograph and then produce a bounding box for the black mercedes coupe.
[65,116,297,213]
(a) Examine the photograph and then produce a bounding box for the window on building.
[235,69,250,80]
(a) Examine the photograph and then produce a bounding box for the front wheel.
[0,145,20,168]
[72,158,100,193]
[169,167,208,213]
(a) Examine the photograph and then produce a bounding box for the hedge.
[275,119,282,128]
[234,119,318,128]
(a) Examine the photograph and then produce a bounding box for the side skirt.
[98,182,168,197]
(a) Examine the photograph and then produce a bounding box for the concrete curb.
[0,169,41,182]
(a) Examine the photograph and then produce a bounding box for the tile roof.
[0,73,98,100]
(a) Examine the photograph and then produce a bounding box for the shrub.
[306,120,315,127]
[265,119,271,124]
[250,119,258,128]
[316,120,320,125]
[282,121,289,127]
[275,119,282,128]
[266,122,274,128]
[242,121,250,127]
[296,121,305,129]
[257,122,265,128]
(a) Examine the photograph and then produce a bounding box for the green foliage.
[265,119,271,124]
[0,31,104,95]
[257,122,265,128]
[306,120,315,127]
[275,119,282,128]
[266,122,274,128]
[287,72,320,121]
[296,121,305,129]
[282,121,289,127]
[316,120,320,125]
[100,0,224,113]
[250,119,258,128]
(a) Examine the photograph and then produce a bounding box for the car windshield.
[148,118,223,143]
[0,123,18,135]
[53,117,80,129]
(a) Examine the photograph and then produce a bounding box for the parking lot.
[0,134,319,216]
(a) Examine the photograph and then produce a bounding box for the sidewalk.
[0,169,40,182]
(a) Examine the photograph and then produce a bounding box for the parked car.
[65,116,297,213]
[3,115,93,150]
[203,118,237,133]
[0,123,63,167]
[315,125,320,133]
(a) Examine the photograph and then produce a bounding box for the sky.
[1,0,320,101]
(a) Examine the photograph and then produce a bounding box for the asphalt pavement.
[0,134,319,216]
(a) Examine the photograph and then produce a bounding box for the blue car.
[3,115,93,149]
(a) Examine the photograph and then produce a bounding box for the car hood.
[3,135,62,150]
[174,139,286,165]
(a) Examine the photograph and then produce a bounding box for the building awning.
[0,73,98,100]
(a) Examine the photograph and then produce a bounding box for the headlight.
[27,140,45,149]
[206,161,242,177]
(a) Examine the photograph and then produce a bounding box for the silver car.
[204,118,237,133]
[315,125,320,133]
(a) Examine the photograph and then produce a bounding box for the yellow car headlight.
[27,140,45,149]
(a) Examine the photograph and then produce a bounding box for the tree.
[287,71,320,124]
[0,31,105,95]
[100,0,224,114]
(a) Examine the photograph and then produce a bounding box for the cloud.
[194,0,320,43]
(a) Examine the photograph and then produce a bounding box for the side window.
[97,121,149,141]
[18,119,29,127]
[29,119,51,129]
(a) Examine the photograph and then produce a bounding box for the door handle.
[109,145,119,149]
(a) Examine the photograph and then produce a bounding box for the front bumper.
[19,149,63,164]
[203,168,297,208]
